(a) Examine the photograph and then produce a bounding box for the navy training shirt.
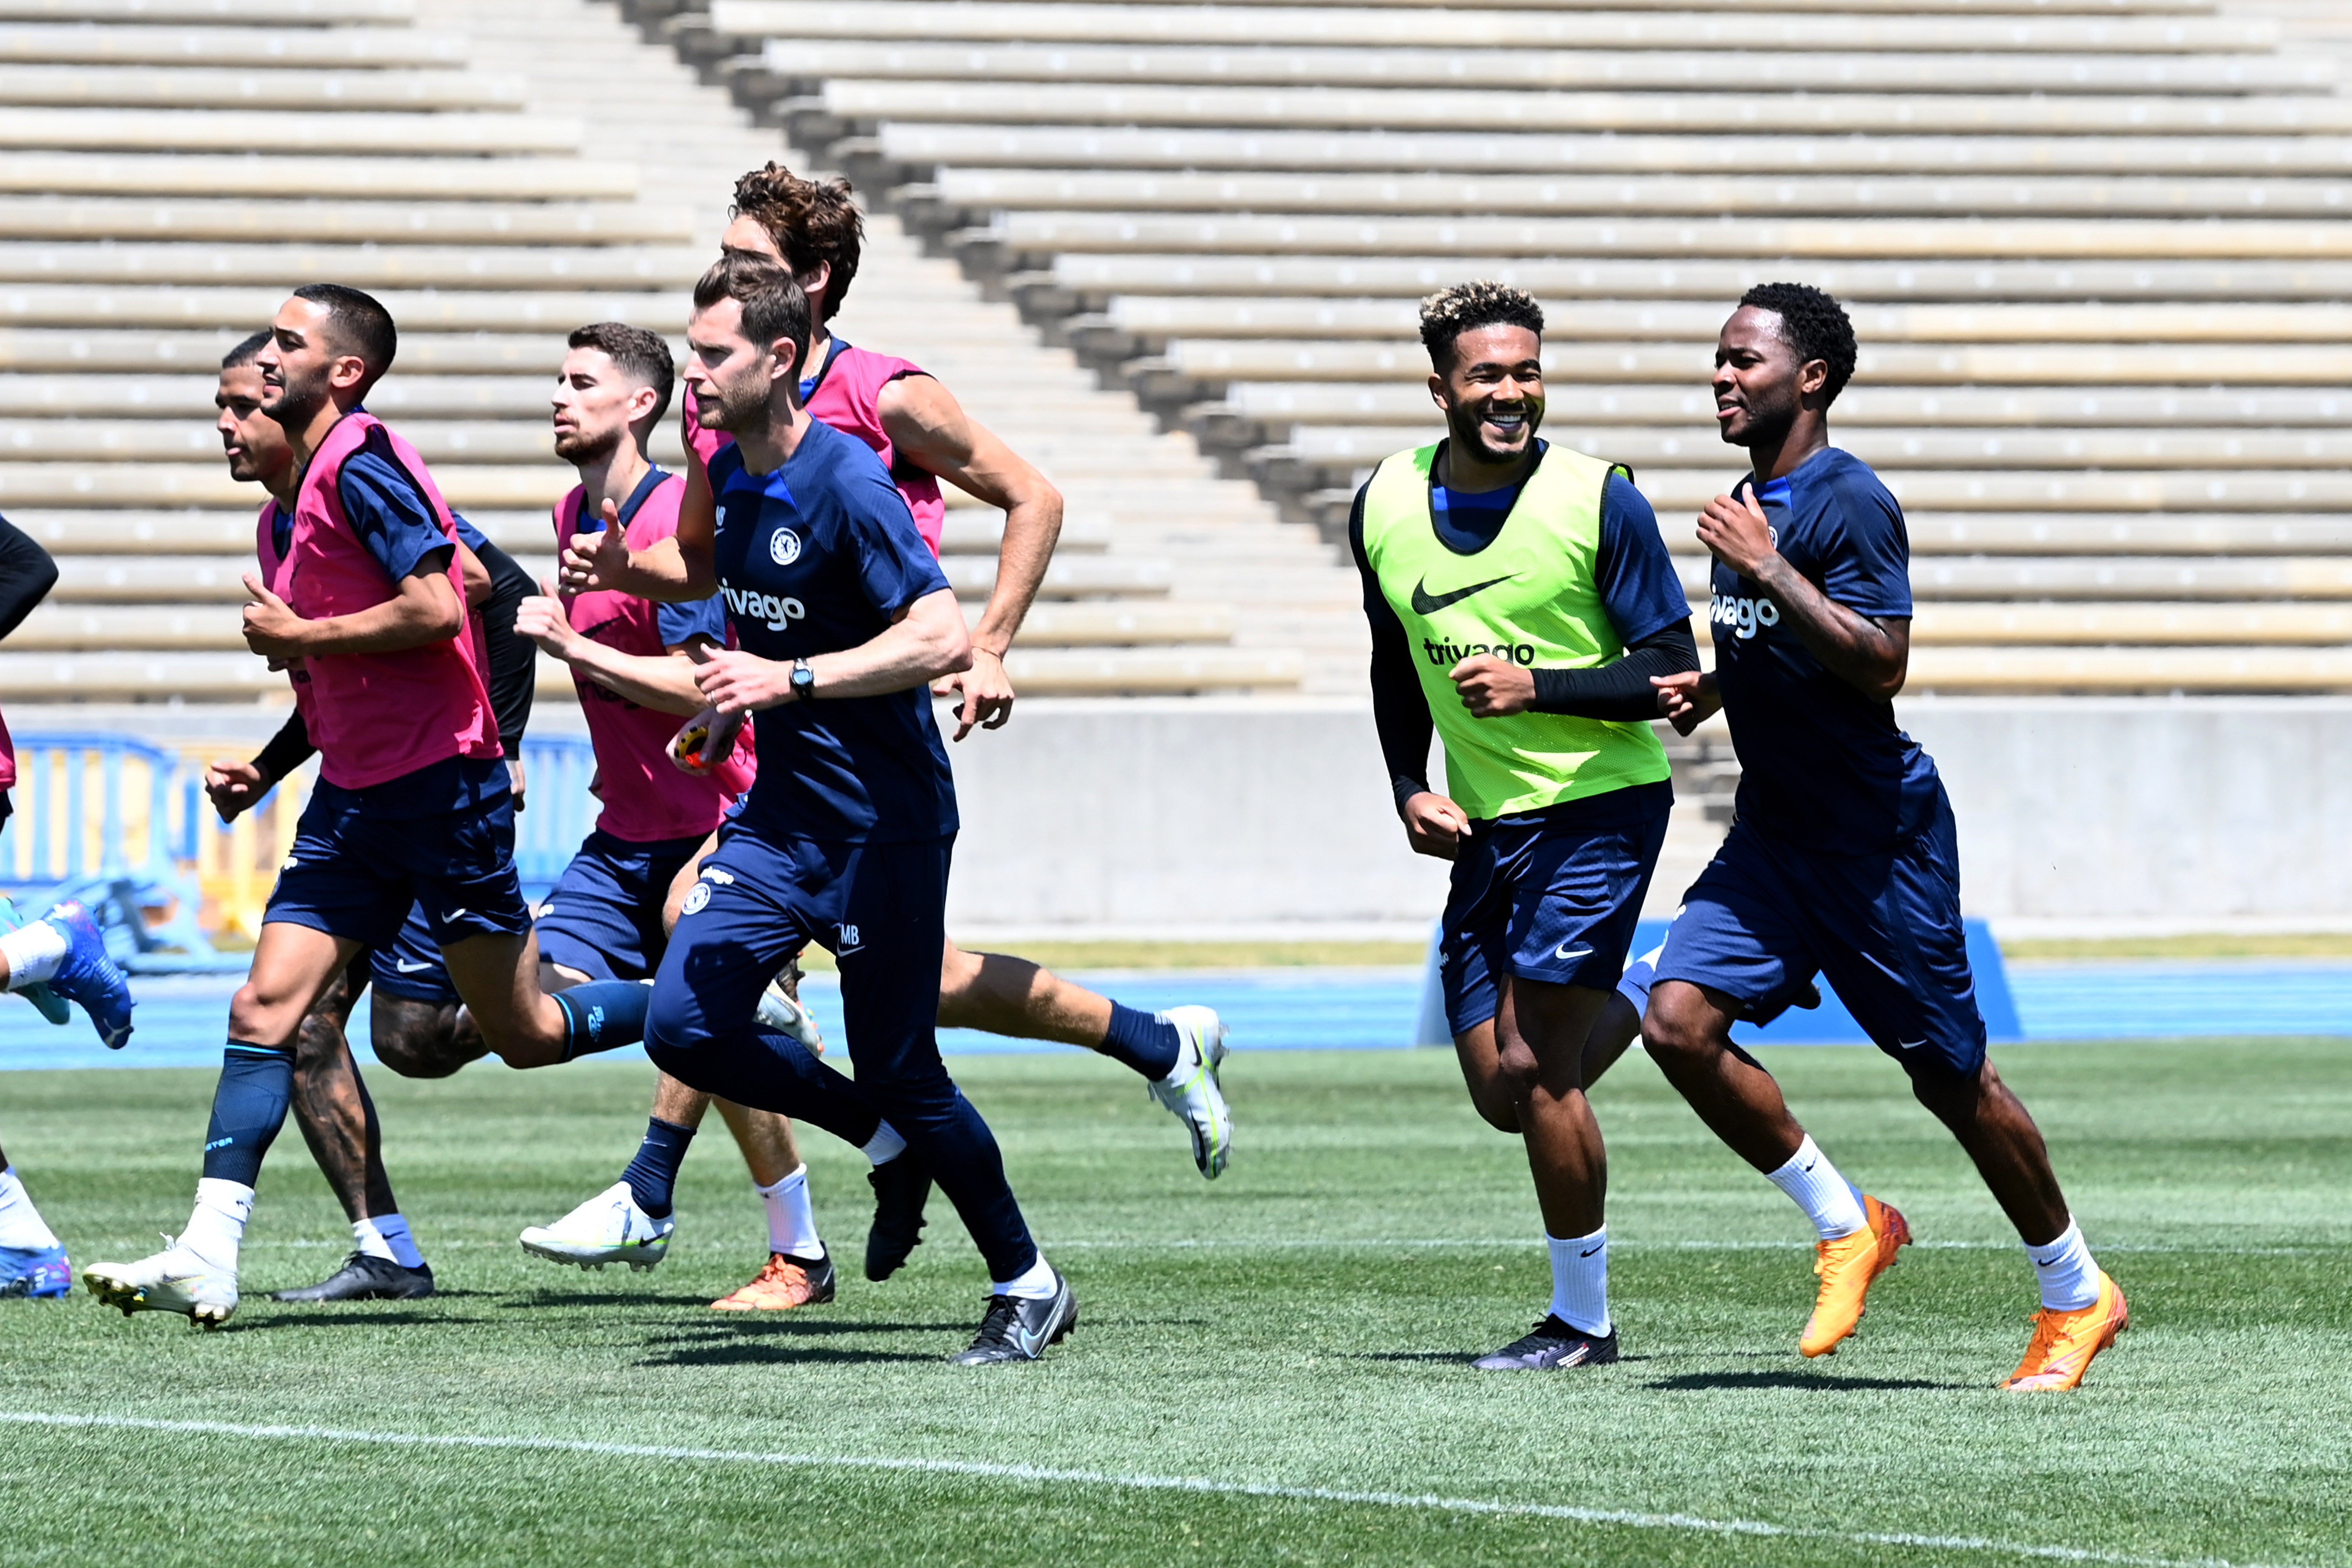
[1707,446,1942,855]
[709,418,958,844]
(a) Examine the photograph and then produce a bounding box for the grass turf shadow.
[1645,1369,1965,1392]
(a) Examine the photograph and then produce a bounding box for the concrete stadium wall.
[943,697,2352,937]
[1904,697,2352,934]
[22,696,2352,936]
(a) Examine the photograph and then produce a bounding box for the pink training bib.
[277,412,499,791]
[681,340,946,556]
[555,474,756,842]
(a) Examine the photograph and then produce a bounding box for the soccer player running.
[533,164,1230,1301]
[1356,282,1698,1370]
[565,253,1075,1363]
[86,285,656,1327]
[0,512,136,1297]
[1647,283,2125,1391]
[511,322,930,1306]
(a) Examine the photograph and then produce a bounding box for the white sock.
[757,1165,823,1260]
[1546,1226,1611,1337]
[2026,1218,2102,1311]
[0,918,68,990]
[182,1178,253,1269]
[354,1214,425,1270]
[1765,1136,1869,1241]
[861,1121,907,1167]
[993,1252,1058,1300]
[0,1166,60,1250]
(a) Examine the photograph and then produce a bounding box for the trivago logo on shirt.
[1421,635,1538,666]
[1710,591,1783,639]
[722,583,806,632]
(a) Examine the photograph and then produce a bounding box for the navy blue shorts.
[648,821,947,1077]
[1654,790,1987,1077]
[1441,781,1672,1037]
[535,829,705,983]
[365,901,458,1006]
[265,779,534,960]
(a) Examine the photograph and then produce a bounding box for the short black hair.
[220,329,272,371]
[1738,282,1857,404]
[1419,280,1544,371]
[567,321,676,425]
[291,283,397,390]
[690,252,812,381]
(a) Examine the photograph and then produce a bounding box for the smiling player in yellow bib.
[1352,282,1699,1370]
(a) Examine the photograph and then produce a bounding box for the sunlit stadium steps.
[877,126,2352,180]
[0,0,1330,701]
[695,0,2261,52]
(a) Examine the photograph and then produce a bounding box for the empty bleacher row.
[644,0,2352,694]
[0,0,1330,707]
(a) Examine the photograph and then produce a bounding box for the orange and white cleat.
[1799,1194,1911,1357]
[2002,1271,2128,1391]
[710,1249,837,1311]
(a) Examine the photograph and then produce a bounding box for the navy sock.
[202,1041,297,1185]
[620,1117,696,1219]
[640,1028,882,1151]
[1100,1002,1181,1080]
[557,981,653,1061]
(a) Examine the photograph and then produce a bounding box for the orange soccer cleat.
[2002,1271,2128,1391]
[709,1250,837,1312]
[1799,1194,1911,1358]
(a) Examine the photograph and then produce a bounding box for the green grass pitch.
[1,1039,2347,1567]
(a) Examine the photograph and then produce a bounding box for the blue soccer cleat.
[0,1244,73,1299]
[0,895,70,1027]
[38,900,134,1049]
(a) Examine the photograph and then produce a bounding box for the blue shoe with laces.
[39,900,134,1049]
[0,1244,72,1299]
[0,895,70,1027]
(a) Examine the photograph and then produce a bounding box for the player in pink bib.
[88,287,658,1328]
[542,166,1233,1310]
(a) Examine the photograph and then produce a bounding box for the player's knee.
[1901,1049,1986,1119]
[227,981,292,1045]
[643,987,704,1059]
[1637,991,1712,1064]
[372,1004,474,1079]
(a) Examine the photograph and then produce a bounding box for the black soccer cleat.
[268,1252,436,1303]
[1472,1315,1619,1371]
[952,1271,1078,1365]
[864,1151,932,1282]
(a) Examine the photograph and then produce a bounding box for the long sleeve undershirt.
[1350,462,1699,813]
[0,513,59,645]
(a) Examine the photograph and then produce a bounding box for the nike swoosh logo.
[1897,1039,1927,1051]
[1579,1245,1604,1258]
[1410,572,1517,615]
[393,959,433,973]
[1554,943,1592,961]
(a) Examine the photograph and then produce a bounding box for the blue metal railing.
[2,730,608,969]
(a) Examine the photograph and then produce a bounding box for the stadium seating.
[0,0,1328,708]
[647,0,2352,695]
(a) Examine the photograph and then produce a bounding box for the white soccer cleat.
[755,964,824,1054]
[519,1181,674,1271]
[1147,1005,1233,1179]
[83,1241,239,1328]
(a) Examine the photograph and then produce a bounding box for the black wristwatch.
[790,657,817,701]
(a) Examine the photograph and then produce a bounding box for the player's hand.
[936,645,1015,740]
[1449,653,1535,717]
[1401,790,1471,861]
[557,502,629,594]
[1652,670,1721,736]
[514,578,581,660]
[1696,488,1777,579]
[203,759,271,823]
[695,649,792,715]
[240,572,311,660]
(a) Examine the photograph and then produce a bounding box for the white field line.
[178,1236,2331,1257]
[0,1410,2310,1568]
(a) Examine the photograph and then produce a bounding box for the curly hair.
[1418,280,1544,371]
[730,163,863,322]
[1738,282,1857,404]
